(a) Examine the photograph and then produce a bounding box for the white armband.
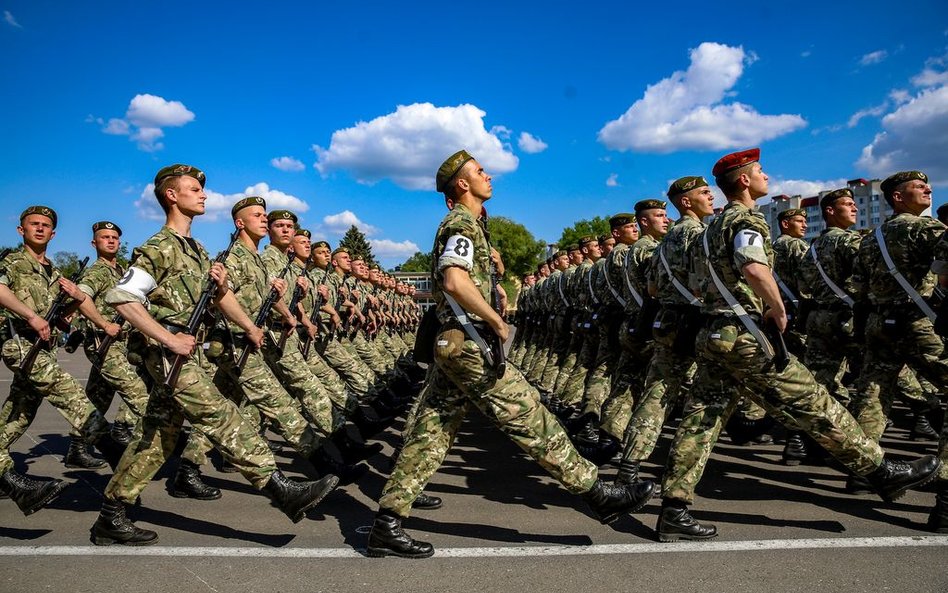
[115,266,157,303]
[734,230,764,250]
[439,234,476,270]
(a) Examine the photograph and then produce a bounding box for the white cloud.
[859,50,888,66]
[605,173,619,187]
[889,89,912,105]
[847,103,887,127]
[518,131,548,153]
[598,42,806,153]
[912,52,948,87]
[4,10,21,28]
[135,182,309,222]
[801,50,812,58]
[321,210,378,236]
[768,177,849,198]
[95,94,195,152]
[313,102,519,190]
[490,125,512,140]
[856,84,948,183]
[369,239,420,259]
[271,156,305,172]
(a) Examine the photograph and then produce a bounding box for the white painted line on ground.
[0,536,945,559]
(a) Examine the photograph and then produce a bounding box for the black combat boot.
[910,401,939,440]
[576,415,600,447]
[0,469,68,516]
[614,459,641,486]
[309,447,369,486]
[366,510,434,558]
[352,406,390,440]
[865,455,941,502]
[263,470,339,523]
[110,421,133,447]
[582,478,656,524]
[92,431,129,470]
[64,434,108,469]
[782,431,807,466]
[579,432,620,467]
[656,501,718,542]
[411,492,443,510]
[927,480,948,534]
[169,459,222,500]
[90,499,158,546]
[845,474,873,495]
[331,429,383,464]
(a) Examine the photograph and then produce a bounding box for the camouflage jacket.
[0,246,63,334]
[587,257,607,310]
[568,260,593,310]
[107,225,210,328]
[853,213,945,306]
[694,201,772,316]
[601,243,630,311]
[430,202,492,325]
[222,241,272,333]
[260,244,295,311]
[623,234,659,314]
[78,257,126,318]
[799,227,859,305]
[649,216,705,306]
[772,234,809,302]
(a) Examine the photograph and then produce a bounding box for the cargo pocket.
[434,327,466,361]
[706,320,739,354]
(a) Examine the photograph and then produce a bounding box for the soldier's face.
[600,238,616,255]
[747,163,769,198]
[583,242,601,260]
[352,261,367,279]
[556,254,569,269]
[640,209,669,237]
[334,252,352,272]
[569,251,584,265]
[92,229,120,255]
[684,186,715,218]
[894,180,932,215]
[18,214,55,247]
[238,206,269,240]
[826,197,857,228]
[292,235,311,260]
[313,246,331,268]
[460,160,493,201]
[268,219,295,247]
[782,215,807,238]
[170,176,206,216]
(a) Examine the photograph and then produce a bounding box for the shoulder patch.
[734,229,765,250]
[442,234,475,267]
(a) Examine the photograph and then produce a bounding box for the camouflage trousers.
[518,322,545,380]
[538,315,570,392]
[805,307,859,405]
[317,337,380,400]
[0,337,108,473]
[599,318,651,441]
[581,313,621,418]
[851,311,948,480]
[262,332,336,436]
[105,344,276,502]
[554,324,587,405]
[82,338,150,426]
[378,324,598,518]
[662,316,884,504]
[565,319,602,406]
[350,333,392,378]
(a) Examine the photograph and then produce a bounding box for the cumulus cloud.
[598,42,806,153]
[606,173,620,187]
[313,103,519,190]
[859,50,888,66]
[94,94,195,151]
[271,156,305,172]
[4,10,21,28]
[369,239,420,259]
[490,125,512,140]
[912,51,948,87]
[135,182,309,222]
[321,210,378,236]
[518,131,548,153]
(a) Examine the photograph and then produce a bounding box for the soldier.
[615,177,713,486]
[0,206,126,516]
[656,149,939,542]
[89,164,338,546]
[366,150,655,558]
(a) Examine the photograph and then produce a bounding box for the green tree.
[52,251,83,278]
[116,243,130,268]
[396,251,432,273]
[487,216,545,279]
[339,225,377,267]
[556,216,611,251]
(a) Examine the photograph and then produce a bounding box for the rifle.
[18,256,90,376]
[485,213,507,376]
[276,250,311,352]
[763,319,790,373]
[236,250,294,371]
[164,229,240,388]
[300,267,331,358]
[90,313,125,367]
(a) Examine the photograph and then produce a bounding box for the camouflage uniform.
[554,258,593,404]
[103,226,276,502]
[662,201,884,505]
[578,256,614,418]
[378,203,597,517]
[772,232,809,356]
[537,266,571,392]
[0,247,109,474]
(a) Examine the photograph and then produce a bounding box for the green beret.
[154,163,206,188]
[232,196,266,218]
[435,150,474,192]
[20,206,57,229]
[267,210,298,225]
[597,235,610,244]
[295,228,312,238]
[777,208,807,222]
[820,188,853,210]
[312,240,330,250]
[350,252,365,261]
[554,249,567,258]
[609,213,635,228]
[370,264,381,271]
[331,246,349,257]
[567,243,581,253]
[92,220,122,236]
[634,199,667,215]
[667,176,709,199]
[579,235,597,246]
[881,171,928,197]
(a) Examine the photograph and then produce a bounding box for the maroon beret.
[712,148,760,177]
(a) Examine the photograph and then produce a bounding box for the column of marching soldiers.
[0,156,946,551]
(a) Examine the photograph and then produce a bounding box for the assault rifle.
[164,229,240,387]
[236,250,294,371]
[485,213,506,376]
[300,267,331,358]
[91,313,124,367]
[276,250,311,352]
[18,256,90,376]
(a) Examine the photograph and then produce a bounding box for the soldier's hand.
[306,323,318,339]
[296,276,309,292]
[271,278,288,297]
[27,314,51,342]
[247,326,265,349]
[166,333,196,357]
[763,307,788,334]
[282,311,298,330]
[490,248,505,276]
[492,318,510,343]
[58,278,87,303]
[318,285,330,300]
[210,263,228,292]
[104,322,121,338]
[330,312,341,328]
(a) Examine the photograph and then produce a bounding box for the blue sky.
[2,1,947,267]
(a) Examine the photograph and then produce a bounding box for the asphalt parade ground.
[0,351,945,593]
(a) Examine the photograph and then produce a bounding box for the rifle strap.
[808,244,854,307]
[443,293,496,367]
[874,226,936,322]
